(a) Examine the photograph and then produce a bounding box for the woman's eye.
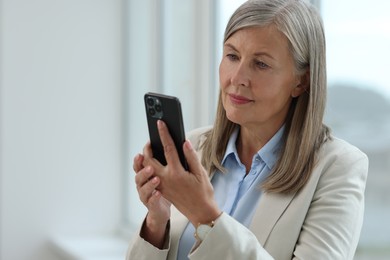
[226,54,239,61]
[255,60,269,69]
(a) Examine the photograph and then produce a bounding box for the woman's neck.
[236,124,280,173]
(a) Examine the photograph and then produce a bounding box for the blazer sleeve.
[189,213,274,260]
[126,219,170,260]
[293,140,369,259]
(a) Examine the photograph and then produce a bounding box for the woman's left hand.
[142,120,221,226]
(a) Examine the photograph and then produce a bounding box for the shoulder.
[319,135,368,164]
[314,135,369,184]
[186,125,213,151]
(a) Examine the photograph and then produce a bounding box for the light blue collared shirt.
[177,125,285,260]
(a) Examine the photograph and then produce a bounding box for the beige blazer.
[127,126,368,260]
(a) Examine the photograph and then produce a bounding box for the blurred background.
[0,0,389,259]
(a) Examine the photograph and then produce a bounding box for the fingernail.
[157,120,164,129]
[185,140,193,150]
[151,176,159,184]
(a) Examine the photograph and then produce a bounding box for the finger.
[148,189,163,207]
[133,153,144,173]
[135,166,160,204]
[134,166,154,188]
[183,140,204,176]
[157,120,181,168]
[143,141,153,159]
[142,142,163,172]
[138,176,161,205]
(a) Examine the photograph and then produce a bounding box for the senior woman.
[127,0,368,259]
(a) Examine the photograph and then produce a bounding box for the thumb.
[183,140,204,177]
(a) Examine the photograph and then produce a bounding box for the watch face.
[196,224,212,241]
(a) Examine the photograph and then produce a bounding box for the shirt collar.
[222,127,240,164]
[222,125,285,170]
[258,125,285,170]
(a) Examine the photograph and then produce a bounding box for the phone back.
[144,92,188,169]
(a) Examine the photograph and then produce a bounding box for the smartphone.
[144,92,188,170]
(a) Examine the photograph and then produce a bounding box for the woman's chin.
[226,112,243,125]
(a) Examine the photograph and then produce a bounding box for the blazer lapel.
[250,191,296,245]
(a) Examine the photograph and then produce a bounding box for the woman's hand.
[143,120,221,227]
[133,151,171,248]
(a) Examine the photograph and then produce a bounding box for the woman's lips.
[228,94,253,105]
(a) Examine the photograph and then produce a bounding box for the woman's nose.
[230,63,250,87]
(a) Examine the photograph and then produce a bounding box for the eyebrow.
[224,43,276,61]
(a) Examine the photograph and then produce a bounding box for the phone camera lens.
[147,97,155,106]
[155,104,162,112]
[148,108,156,116]
[146,96,163,118]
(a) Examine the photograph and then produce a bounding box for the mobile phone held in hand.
[144,92,188,170]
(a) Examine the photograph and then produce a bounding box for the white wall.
[0,0,124,259]
[125,0,217,227]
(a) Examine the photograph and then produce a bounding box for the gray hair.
[225,0,325,77]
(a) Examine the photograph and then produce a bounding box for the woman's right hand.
[133,148,171,248]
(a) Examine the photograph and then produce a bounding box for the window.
[321,0,390,258]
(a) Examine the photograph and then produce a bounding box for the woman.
[127,0,368,259]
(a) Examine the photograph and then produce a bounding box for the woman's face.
[219,26,305,132]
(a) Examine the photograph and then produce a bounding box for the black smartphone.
[144,92,188,170]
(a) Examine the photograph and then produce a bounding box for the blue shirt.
[177,126,285,260]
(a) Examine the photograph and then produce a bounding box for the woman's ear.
[292,69,310,98]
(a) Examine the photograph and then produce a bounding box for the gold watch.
[194,221,215,242]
